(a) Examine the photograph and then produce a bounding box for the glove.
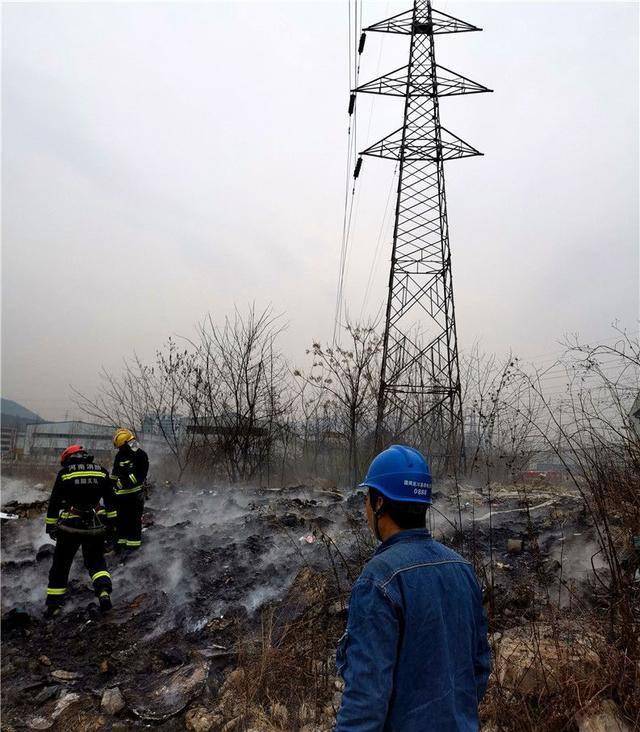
[46,525,58,541]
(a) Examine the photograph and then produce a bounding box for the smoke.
[1,477,49,506]
[1,474,361,623]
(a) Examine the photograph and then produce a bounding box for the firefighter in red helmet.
[44,445,117,619]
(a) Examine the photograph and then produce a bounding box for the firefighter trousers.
[116,492,144,550]
[46,531,112,607]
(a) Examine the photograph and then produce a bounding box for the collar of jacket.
[374,528,432,556]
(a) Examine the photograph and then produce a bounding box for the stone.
[51,669,80,682]
[34,685,59,705]
[507,538,524,554]
[127,655,210,721]
[494,624,601,695]
[38,655,51,667]
[27,718,52,730]
[101,686,125,715]
[576,700,632,732]
[52,692,82,719]
[99,659,109,673]
[185,706,221,732]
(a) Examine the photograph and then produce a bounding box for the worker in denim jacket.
[335,445,491,731]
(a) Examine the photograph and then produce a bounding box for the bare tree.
[295,320,381,486]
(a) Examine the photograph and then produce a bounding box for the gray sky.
[2,1,638,420]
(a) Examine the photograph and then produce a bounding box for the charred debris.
[2,468,636,731]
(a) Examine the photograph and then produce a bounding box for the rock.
[507,538,524,554]
[576,700,631,732]
[494,624,601,695]
[27,717,52,730]
[101,686,125,715]
[52,691,82,719]
[185,706,221,732]
[51,669,81,682]
[38,655,52,667]
[99,659,109,673]
[36,544,56,562]
[34,685,59,705]
[127,655,211,721]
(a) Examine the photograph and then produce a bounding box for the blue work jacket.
[335,529,491,731]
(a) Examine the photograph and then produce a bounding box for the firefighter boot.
[99,591,112,613]
[44,605,62,620]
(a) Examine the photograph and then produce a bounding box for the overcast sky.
[2,1,638,420]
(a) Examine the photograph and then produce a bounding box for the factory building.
[24,421,167,463]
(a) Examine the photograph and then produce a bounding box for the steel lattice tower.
[355,0,490,469]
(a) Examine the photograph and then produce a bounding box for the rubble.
[0,475,621,730]
[51,669,81,682]
[127,655,211,721]
[494,623,601,695]
[101,686,125,715]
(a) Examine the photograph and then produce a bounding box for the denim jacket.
[335,529,491,731]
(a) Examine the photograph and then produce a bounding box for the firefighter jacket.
[112,444,149,496]
[45,459,117,535]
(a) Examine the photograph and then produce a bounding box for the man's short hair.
[368,487,428,530]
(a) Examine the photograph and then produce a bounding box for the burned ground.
[1,475,637,731]
[1,480,366,730]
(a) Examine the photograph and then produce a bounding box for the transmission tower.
[354,0,490,469]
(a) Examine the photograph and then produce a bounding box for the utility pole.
[354,0,490,471]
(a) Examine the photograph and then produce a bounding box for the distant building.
[24,421,169,463]
[1,427,18,457]
[25,421,114,462]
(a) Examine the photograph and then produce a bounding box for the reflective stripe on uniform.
[129,473,137,484]
[126,540,141,547]
[91,570,111,582]
[114,486,141,495]
[61,471,106,481]
[45,517,57,525]
[105,511,118,518]
[117,539,127,545]
[99,591,110,598]
[46,587,67,596]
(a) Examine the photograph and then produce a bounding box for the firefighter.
[112,428,149,552]
[44,445,117,619]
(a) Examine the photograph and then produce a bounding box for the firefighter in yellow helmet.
[112,428,149,553]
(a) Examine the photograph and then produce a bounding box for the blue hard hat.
[359,444,432,504]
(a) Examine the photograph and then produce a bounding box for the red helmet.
[60,444,85,465]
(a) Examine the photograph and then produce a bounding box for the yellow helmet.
[113,428,135,448]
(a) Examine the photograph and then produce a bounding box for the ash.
[0,475,613,730]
